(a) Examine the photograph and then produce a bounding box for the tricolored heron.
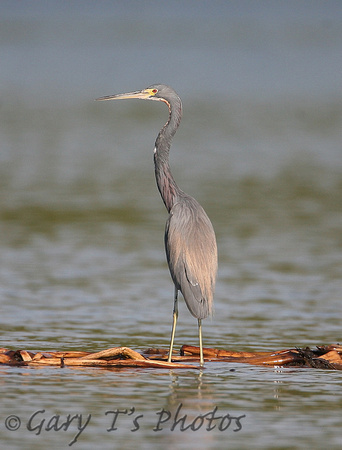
[96,84,218,366]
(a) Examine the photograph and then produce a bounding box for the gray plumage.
[165,195,217,319]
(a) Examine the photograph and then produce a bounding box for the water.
[1,2,342,449]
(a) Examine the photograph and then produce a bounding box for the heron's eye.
[152,89,158,94]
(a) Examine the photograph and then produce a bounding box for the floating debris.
[0,346,196,369]
[180,344,342,370]
[1,344,341,370]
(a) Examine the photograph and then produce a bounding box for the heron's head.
[96,84,180,107]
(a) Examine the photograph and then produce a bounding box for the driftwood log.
[180,344,342,370]
[1,344,341,370]
[0,346,195,369]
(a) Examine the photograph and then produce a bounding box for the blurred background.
[1,2,342,450]
[1,0,341,350]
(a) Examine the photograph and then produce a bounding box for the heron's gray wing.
[180,262,211,319]
[165,199,217,319]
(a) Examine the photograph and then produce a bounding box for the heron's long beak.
[96,89,154,102]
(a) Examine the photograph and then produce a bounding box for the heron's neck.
[154,97,183,212]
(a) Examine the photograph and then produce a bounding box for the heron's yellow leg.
[168,288,178,363]
[198,318,204,366]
